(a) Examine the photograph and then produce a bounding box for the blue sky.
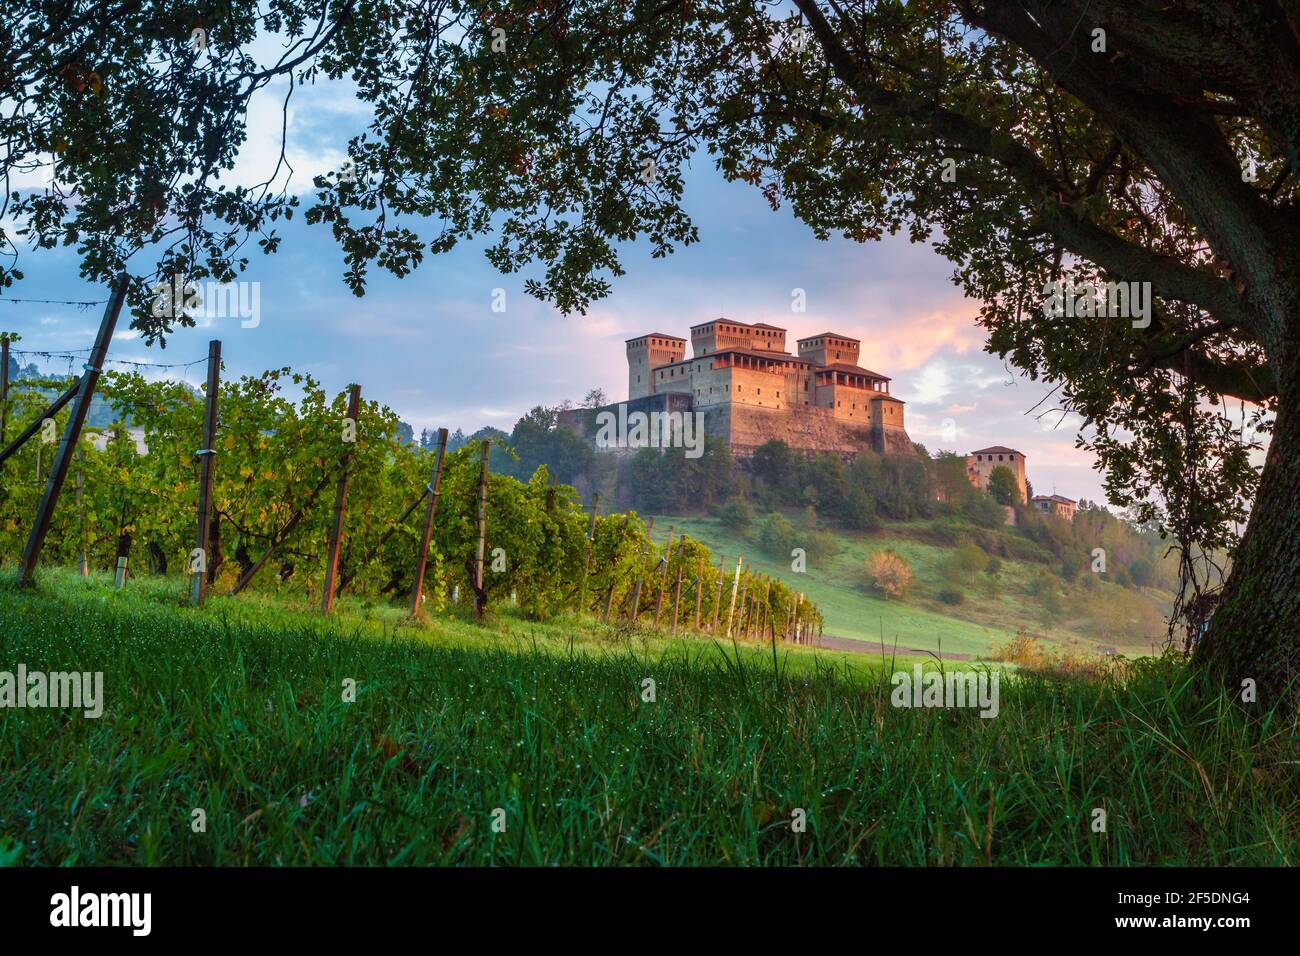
[1,73,1105,505]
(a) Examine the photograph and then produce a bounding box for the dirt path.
[813,635,973,661]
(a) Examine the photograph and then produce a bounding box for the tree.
[987,466,1022,506]
[864,549,914,601]
[945,540,987,586]
[4,2,1295,702]
[752,439,797,500]
[930,451,972,507]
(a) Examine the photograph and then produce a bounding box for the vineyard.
[0,320,823,644]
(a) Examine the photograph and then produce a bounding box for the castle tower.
[626,333,686,400]
[797,333,860,367]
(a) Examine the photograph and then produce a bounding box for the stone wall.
[559,392,914,459]
[706,401,912,458]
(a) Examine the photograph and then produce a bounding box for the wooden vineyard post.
[627,516,653,623]
[711,555,725,631]
[321,384,361,614]
[652,528,674,627]
[603,580,617,622]
[191,340,221,605]
[114,530,130,589]
[693,556,704,630]
[19,275,128,586]
[670,537,686,635]
[725,556,743,638]
[755,578,770,641]
[472,440,491,620]
[409,427,449,616]
[75,462,87,576]
[0,335,8,445]
[578,492,599,613]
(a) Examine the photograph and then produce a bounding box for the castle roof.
[818,362,891,379]
[709,347,798,361]
[971,446,1022,456]
[626,333,686,343]
[1033,494,1077,505]
[797,332,861,344]
[689,319,787,333]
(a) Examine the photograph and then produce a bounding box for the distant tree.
[1130,556,1156,589]
[752,439,800,499]
[507,404,601,486]
[581,388,608,409]
[946,541,987,586]
[987,466,1022,506]
[930,452,972,507]
[864,550,914,601]
[1060,552,1084,582]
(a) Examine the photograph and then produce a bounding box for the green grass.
[1,568,1298,865]
[653,514,1169,657]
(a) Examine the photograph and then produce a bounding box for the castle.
[574,319,913,458]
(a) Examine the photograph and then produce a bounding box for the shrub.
[962,492,1006,529]
[756,512,798,557]
[937,586,965,605]
[716,496,754,532]
[863,549,914,601]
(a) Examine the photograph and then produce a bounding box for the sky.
[1,71,1106,506]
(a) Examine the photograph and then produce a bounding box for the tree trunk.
[1196,392,1300,709]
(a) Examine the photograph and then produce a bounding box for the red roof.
[796,332,861,344]
[626,333,686,343]
[817,363,891,379]
[688,319,786,333]
[1033,494,1077,505]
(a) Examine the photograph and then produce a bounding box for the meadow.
[652,514,1173,658]
[1,568,1296,866]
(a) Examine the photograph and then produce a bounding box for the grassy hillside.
[650,514,1173,659]
[1,569,1295,865]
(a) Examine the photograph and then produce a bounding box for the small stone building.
[966,446,1028,503]
[1031,494,1077,522]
